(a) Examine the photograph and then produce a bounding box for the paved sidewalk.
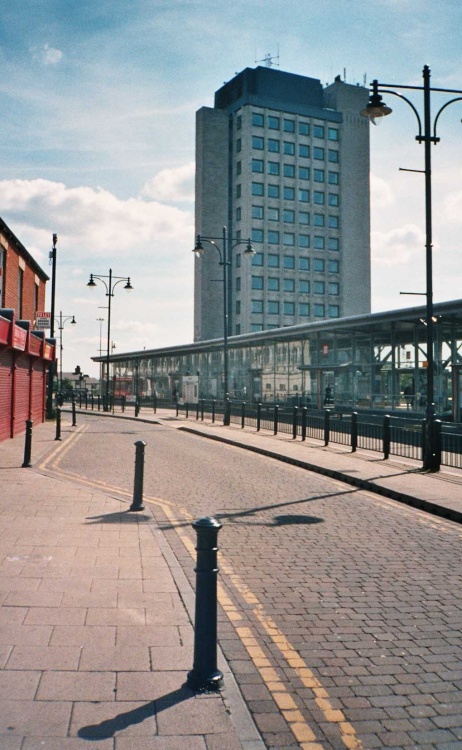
[0,420,263,749]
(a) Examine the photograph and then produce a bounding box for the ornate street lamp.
[193,226,254,424]
[87,269,133,410]
[361,65,462,471]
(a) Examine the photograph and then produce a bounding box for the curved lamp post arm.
[433,96,462,139]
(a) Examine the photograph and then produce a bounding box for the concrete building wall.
[194,107,229,342]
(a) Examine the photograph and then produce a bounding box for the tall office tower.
[194,66,370,341]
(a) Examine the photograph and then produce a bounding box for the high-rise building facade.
[194,66,371,341]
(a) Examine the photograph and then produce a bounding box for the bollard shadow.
[85,511,152,525]
[214,487,358,525]
[77,684,195,740]
[155,488,357,531]
[272,514,323,525]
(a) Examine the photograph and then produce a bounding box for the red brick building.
[0,219,54,442]
[0,217,47,322]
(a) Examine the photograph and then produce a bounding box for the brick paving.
[3,409,462,749]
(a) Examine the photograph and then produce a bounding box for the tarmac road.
[52,415,462,750]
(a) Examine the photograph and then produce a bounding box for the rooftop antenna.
[255,46,280,68]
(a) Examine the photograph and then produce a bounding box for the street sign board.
[35,311,51,331]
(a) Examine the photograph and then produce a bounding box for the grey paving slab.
[0,699,72,736]
[37,671,116,701]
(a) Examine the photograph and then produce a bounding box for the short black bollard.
[72,400,77,427]
[301,406,307,441]
[91,394,94,411]
[55,408,62,441]
[129,440,146,511]
[383,414,391,459]
[241,401,246,429]
[187,517,224,692]
[212,400,216,423]
[273,404,279,435]
[292,405,298,440]
[223,398,231,427]
[22,419,33,467]
[97,395,101,411]
[324,409,330,446]
[135,398,140,418]
[201,399,205,421]
[351,411,358,453]
[256,402,261,432]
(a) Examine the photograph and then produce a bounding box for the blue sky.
[1,0,461,375]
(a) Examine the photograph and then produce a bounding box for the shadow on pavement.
[78,685,194,740]
[85,511,152,524]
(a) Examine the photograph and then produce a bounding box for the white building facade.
[194,66,371,341]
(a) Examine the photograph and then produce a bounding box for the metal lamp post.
[361,65,462,471]
[57,312,76,394]
[193,227,254,424]
[46,233,58,419]
[87,269,133,411]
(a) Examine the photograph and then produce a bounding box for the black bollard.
[72,400,77,427]
[129,440,146,511]
[187,517,224,692]
[22,419,33,468]
[55,407,62,441]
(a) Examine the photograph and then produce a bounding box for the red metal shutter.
[13,354,31,436]
[30,360,46,423]
[0,349,14,441]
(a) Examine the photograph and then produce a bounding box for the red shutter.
[13,354,31,436]
[0,349,14,441]
[30,360,46,423]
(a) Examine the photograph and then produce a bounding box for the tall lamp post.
[46,233,58,419]
[193,226,254,424]
[96,317,105,397]
[56,312,76,394]
[361,65,462,471]
[86,269,133,410]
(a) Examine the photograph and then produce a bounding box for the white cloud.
[30,43,63,65]
[372,223,426,266]
[444,190,462,224]
[141,162,195,203]
[370,174,395,209]
[0,179,193,258]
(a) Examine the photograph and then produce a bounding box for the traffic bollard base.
[186,668,224,693]
[128,502,145,512]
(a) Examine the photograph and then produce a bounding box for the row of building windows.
[250,232,339,250]
[249,275,338,291]
[242,206,339,228]
[243,278,339,295]
[248,153,338,175]
[236,256,340,273]
[247,300,339,317]
[243,113,339,142]
[248,183,339,205]
[248,138,338,163]
[242,304,340,332]
[236,167,338,186]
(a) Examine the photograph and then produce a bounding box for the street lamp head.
[70,316,77,325]
[52,233,58,247]
[193,235,205,257]
[124,278,133,291]
[244,239,255,256]
[87,274,97,288]
[361,81,392,125]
